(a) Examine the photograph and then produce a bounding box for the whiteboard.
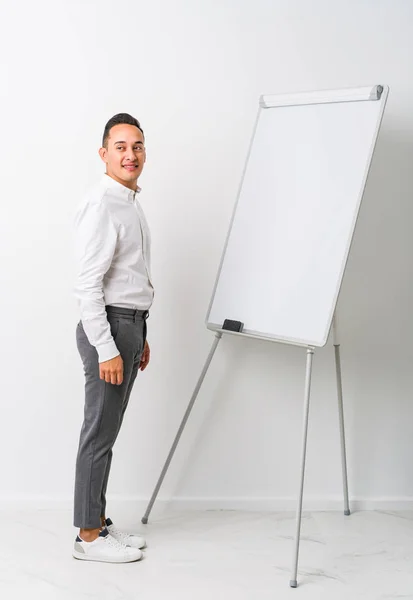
[206,85,388,347]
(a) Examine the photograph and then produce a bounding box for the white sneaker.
[105,517,147,550]
[73,527,143,563]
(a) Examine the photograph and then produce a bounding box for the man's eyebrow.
[114,140,144,145]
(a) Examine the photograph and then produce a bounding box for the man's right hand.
[99,354,124,385]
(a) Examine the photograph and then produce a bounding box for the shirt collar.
[103,173,141,202]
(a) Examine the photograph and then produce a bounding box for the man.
[72,113,154,563]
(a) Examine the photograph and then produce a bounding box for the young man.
[73,113,154,563]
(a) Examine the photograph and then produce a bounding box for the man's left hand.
[140,340,150,371]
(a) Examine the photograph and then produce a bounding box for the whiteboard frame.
[205,85,389,348]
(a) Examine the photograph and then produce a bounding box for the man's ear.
[99,147,108,163]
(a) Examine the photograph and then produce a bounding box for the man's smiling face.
[99,123,146,190]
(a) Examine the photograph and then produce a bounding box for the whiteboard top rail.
[260,85,384,109]
[206,84,389,348]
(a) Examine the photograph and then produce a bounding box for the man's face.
[99,124,146,190]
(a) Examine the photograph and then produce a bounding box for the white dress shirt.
[74,174,154,362]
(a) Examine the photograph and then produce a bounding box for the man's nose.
[125,149,138,161]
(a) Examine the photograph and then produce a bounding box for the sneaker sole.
[72,550,143,563]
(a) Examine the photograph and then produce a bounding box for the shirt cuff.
[96,340,120,363]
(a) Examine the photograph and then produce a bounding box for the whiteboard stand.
[141,313,350,588]
[142,84,388,587]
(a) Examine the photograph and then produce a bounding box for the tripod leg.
[333,316,350,516]
[290,347,314,588]
[334,343,350,516]
[141,332,223,524]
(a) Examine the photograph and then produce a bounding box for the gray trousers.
[74,306,148,529]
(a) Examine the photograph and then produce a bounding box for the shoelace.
[109,526,132,542]
[104,533,129,550]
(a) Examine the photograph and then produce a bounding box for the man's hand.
[140,341,150,371]
[99,354,124,385]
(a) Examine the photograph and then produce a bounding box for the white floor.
[0,509,412,599]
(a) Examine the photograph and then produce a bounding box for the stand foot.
[290,580,298,588]
[344,510,351,516]
[141,517,148,524]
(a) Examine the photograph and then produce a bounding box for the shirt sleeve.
[74,200,120,363]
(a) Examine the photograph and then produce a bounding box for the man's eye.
[116,147,124,150]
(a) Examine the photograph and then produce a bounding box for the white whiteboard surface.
[206,86,388,347]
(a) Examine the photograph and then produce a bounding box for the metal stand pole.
[332,316,350,516]
[141,331,223,524]
[290,347,315,588]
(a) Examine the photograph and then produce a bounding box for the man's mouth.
[123,164,138,172]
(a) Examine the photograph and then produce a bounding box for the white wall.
[0,0,412,513]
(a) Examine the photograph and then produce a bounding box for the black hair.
[102,113,144,148]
